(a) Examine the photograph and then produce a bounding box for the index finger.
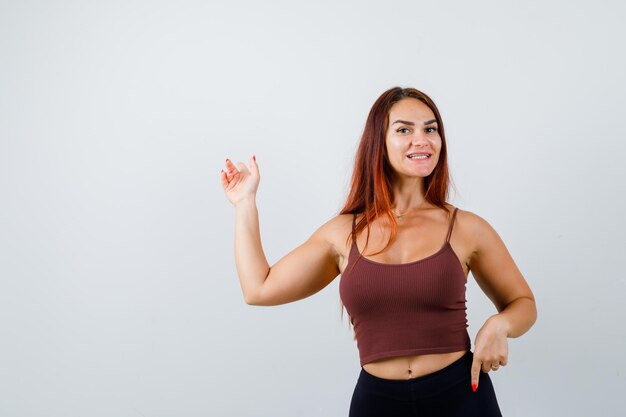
[471,358,481,392]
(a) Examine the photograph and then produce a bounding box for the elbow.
[246,291,281,307]
[522,296,539,329]
[244,272,270,306]
[244,292,258,306]
[245,286,265,306]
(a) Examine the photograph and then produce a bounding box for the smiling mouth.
[406,154,431,160]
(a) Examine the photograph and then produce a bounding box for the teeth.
[408,154,429,159]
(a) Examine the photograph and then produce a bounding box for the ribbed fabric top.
[339,207,471,367]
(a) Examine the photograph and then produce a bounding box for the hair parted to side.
[336,86,458,330]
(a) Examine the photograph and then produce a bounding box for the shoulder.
[309,213,355,260]
[308,213,354,243]
[454,208,495,234]
[453,207,502,254]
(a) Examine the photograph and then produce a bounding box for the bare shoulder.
[312,213,353,238]
[457,210,506,263]
[316,212,354,244]
[310,213,354,265]
[441,203,478,235]
[457,207,494,228]
[453,206,484,230]
[454,208,503,256]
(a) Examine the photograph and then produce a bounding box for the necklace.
[394,209,410,221]
[393,203,426,221]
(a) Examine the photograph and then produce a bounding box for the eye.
[396,127,438,134]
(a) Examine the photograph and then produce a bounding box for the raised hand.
[220,155,260,207]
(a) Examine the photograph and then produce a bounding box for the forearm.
[234,198,270,303]
[493,297,537,338]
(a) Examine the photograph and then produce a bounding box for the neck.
[390,178,427,214]
[392,200,427,215]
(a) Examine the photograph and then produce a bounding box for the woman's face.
[385,98,442,179]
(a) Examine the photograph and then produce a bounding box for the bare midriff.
[362,349,468,380]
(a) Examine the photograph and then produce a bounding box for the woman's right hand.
[220,155,260,207]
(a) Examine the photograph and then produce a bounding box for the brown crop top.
[339,207,471,367]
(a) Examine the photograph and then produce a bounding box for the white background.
[1,0,624,416]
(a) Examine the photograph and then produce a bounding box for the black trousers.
[349,350,503,417]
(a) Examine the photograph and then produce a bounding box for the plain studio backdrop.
[1,1,624,416]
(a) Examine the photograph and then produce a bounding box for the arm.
[467,212,538,338]
[234,197,271,304]
[236,199,341,306]
[222,156,340,306]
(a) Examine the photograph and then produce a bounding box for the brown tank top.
[339,207,471,367]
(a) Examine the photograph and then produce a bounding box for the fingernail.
[225,158,230,163]
[253,155,256,162]
[472,384,477,392]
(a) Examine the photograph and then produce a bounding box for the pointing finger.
[471,357,481,392]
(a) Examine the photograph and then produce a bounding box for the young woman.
[220,86,537,416]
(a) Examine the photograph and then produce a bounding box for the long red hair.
[336,86,458,328]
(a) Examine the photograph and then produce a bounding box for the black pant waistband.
[357,350,474,399]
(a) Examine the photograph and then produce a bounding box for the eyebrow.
[391,119,437,126]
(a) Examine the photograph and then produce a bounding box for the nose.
[411,131,429,146]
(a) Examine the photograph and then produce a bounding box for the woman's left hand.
[470,314,509,392]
